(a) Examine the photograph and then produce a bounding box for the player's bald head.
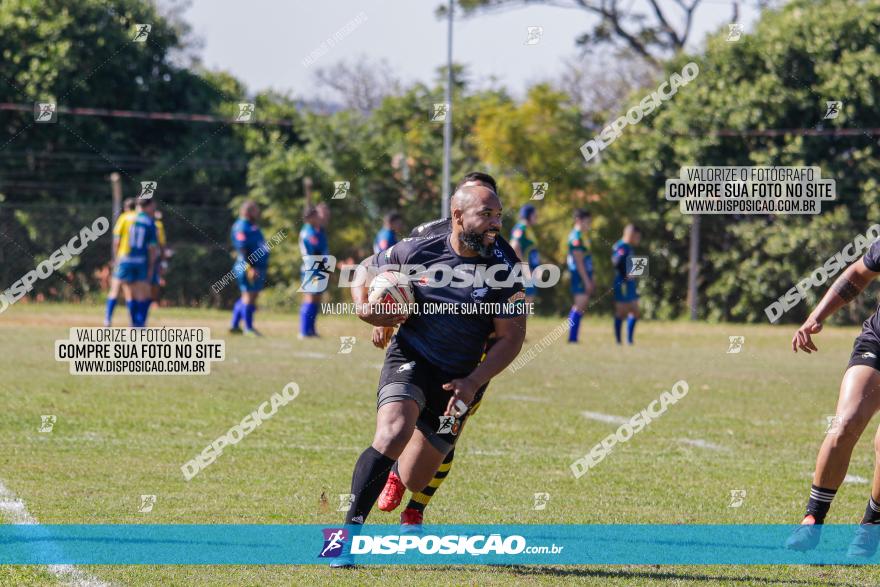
[451,184,499,214]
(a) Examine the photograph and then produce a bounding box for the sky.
[179,0,760,100]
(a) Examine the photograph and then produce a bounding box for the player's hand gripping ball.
[368,271,414,321]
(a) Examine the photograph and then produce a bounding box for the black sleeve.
[371,239,410,268]
[864,239,880,272]
[410,218,450,238]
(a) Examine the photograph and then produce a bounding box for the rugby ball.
[368,271,415,317]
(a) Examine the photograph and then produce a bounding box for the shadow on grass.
[362,565,859,586]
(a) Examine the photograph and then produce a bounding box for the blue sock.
[141,299,152,326]
[627,316,637,344]
[299,303,312,336]
[231,299,244,329]
[105,298,118,325]
[568,309,582,342]
[131,300,148,327]
[307,303,319,335]
[127,300,138,327]
[614,317,623,344]
[244,304,256,331]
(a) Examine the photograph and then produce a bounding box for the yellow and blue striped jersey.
[112,211,136,258]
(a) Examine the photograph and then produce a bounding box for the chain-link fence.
[0,203,244,309]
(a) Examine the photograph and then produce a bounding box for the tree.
[594,0,880,323]
[0,0,253,304]
[312,56,401,115]
[439,0,744,65]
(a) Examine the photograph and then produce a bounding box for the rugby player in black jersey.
[333,180,526,566]
[788,235,880,556]
[372,173,522,527]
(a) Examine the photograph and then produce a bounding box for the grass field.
[3,303,880,585]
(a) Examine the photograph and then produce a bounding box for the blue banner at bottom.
[1,524,879,565]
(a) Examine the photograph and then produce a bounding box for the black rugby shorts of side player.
[377,335,485,454]
[847,330,880,372]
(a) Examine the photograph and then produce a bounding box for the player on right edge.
[788,236,880,556]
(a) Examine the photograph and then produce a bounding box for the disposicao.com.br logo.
[320,529,563,557]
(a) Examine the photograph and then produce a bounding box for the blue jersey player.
[299,203,330,338]
[566,209,594,343]
[104,197,137,326]
[374,211,403,254]
[230,201,269,336]
[113,197,158,327]
[612,224,642,345]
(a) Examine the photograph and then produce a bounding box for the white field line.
[497,394,549,403]
[0,480,110,587]
[803,472,869,484]
[581,411,629,425]
[677,438,731,452]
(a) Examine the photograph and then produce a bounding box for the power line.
[0,102,296,127]
[0,150,248,167]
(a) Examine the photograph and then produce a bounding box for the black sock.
[344,446,395,525]
[806,484,837,524]
[862,496,880,524]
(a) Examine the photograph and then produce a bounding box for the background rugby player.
[510,204,539,306]
[336,184,526,564]
[229,201,268,336]
[298,203,330,338]
[567,209,594,343]
[149,208,167,312]
[373,172,522,526]
[104,197,137,326]
[374,211,404,255]
[612,224,641,345]
[788,238,880,555]
[114,197,158,327]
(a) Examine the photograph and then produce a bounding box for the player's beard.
[459,228,497,257]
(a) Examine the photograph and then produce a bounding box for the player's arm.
[510,239,533,284]
[443,314,526,415]
[147,243,159,282]
[111,215,127,262]
[793,259,880,353]
[572,249,592,292]
[352,254,406,328]
[613,247,628,279]
[145,225,159,281]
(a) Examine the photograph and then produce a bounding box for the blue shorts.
[570,266,594,295]
[234,263,265,293]
[114,262,148,283]
[525,263,540,297]
[614,279,639,303]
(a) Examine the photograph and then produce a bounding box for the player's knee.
[831,414,868,444]
[372,421,412,455]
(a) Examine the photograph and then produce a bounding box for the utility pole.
[304,176,313,208]
[441,0,454,219]
[687,216,700,320]
[109,172,122,261]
